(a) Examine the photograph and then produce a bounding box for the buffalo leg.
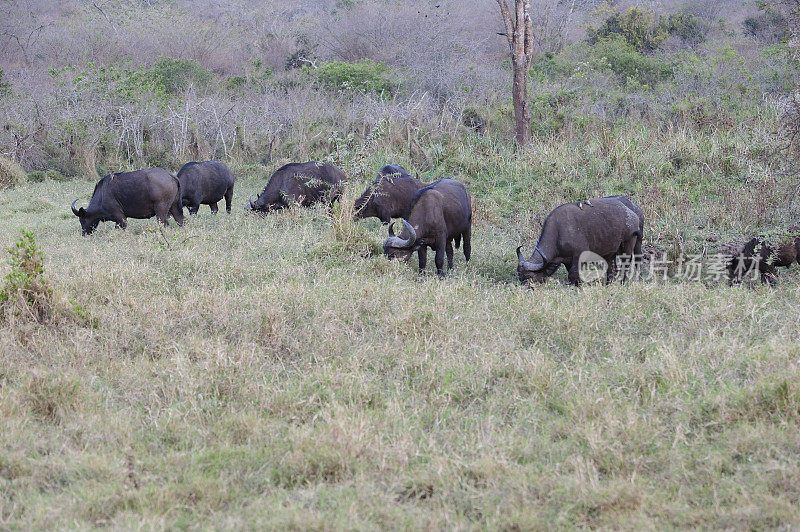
[621,235,639,282]
[156,207,170,226]
[114,216,128,230]
[446,240,454,270]
[567,259,581,286]
[605,255,618,284]
[417,247,428,273]
[463,227,471,262]
[210,202,219,214]
[225,186,233,213]
[434,243,446,278]
[188,204,199,215]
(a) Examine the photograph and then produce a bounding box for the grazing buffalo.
[353,164,424,224]
[247,161,345,212]
[177,161,234,214]
[517,195,643,285]
[71,168,184,235]
[728,228,800,285]
[382,178,472,277]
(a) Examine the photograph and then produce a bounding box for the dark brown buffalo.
[728,228,800,285]
[177,161,234,214]
[247,161,345,212]
[353,164,424,223]
[71,168,184,235]
[382,178,472,277]
[517,195,643,285]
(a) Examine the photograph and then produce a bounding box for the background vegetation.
[1,0,800,528]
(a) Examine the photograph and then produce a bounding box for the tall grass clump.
[324,183,381,258]
[0,155,26,189]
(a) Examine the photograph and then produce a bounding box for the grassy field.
[1,153,800,528]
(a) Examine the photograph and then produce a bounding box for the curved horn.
[517,245,545,272]
[71,199,81,216]
[385,219,416,249]
[402,220,416,244]
[249,194,257,209]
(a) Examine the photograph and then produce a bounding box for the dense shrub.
[307,59,397,95]
[663,13,708,47]
[62,57,212,102]
[591,36,672,87]
[743,9,788,44]
[145,57,213,94]
[587,7,668,53]
[588,8,709,52]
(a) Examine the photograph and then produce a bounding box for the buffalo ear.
[78,207,86,217]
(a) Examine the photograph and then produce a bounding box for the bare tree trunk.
[496,0,534,147]
[511,54,531,146]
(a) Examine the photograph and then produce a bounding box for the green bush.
[59,57,212,103]
[307,60,397,95]
[0,230,54,323]
[587,7,668,53]
[587,8,708,52]
[146,57,212,94]
[0,68,10,95]
[743,9,788,44]
[0,231,86,326]
[224,75,247,92]
[663,13,707,47]
[591,36,672,87]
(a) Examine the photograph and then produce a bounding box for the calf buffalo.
[177,161,234,214]
[517,195,643,285]
[382,178,472,277]
[728,228,800,285]
[248,161,345,212]
[71,168,184,235]
[354,164,424,224]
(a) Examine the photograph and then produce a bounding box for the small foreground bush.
[0,230,82,325]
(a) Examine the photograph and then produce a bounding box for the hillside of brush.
[2,0,800,528]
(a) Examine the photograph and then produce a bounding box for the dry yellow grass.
[1,174,799,528]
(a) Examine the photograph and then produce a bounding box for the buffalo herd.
[70,160,799,285]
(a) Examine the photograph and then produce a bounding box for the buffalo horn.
[71,199,81,216]
[517,245,545,272]
[385,219,416,249]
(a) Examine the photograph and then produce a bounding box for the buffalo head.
[72,199,100,236]
[248,192,285,212]
[517,245,547,284]
[353,179,392,223]
[383,220,417,261]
